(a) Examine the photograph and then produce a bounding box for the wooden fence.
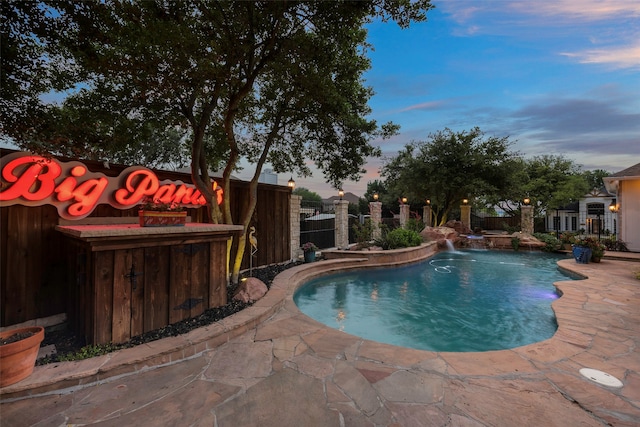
[0,150,291,327]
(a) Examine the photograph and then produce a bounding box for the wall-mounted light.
[401,197,408,204]
[338,189,344,200]
[287,177,295,189]
[462,198,468,205]
[609,199,618,213]
[523,196,531,205]
[373,192,379,201]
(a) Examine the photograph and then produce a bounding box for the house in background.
[604,162,640,252]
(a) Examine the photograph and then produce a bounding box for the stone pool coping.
[0,243,436,397]
[2,242,639,424]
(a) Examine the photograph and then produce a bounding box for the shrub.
[533,233,561,252]
[352,219,373,248]
[601,237,629,252]
[376,227,422,250]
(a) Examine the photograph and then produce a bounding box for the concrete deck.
[1,252,639,426]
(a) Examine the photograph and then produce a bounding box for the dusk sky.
[277,0,640,198]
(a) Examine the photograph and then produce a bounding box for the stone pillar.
[399,203,409,227]
[461,204,471,230]
[521,205,534,235]
[423,205,432,227]
[334,199,350,250]
[369,201,382,240]
[290,194,301,260]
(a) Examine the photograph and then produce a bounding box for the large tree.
[381,127,520,225]
[2,0,433,283]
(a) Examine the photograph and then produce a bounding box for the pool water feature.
[294,250,578,352]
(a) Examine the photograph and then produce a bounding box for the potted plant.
[301,242,319,263]
[138,197,187,227]
[572,236,605,264]
[0,326,44,387]
[559,232,576,251]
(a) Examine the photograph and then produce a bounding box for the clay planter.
[139,210,187,227]
[0,326,44,387]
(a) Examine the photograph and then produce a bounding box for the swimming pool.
[294,250,578,352]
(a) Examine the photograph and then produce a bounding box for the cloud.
[399,100,448,112]
[560,43,640,70]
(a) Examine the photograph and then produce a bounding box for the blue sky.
[287,0,640,198]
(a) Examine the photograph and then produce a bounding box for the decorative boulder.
[420,226,457,242]
[443,220,473,235]
[232,277,268,303]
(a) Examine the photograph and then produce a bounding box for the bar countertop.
[56,223,245,239]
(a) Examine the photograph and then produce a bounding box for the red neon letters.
[0,153,223,220]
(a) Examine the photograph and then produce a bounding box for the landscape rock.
[232,277,268,303]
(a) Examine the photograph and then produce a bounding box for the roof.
[324,192,360,204]
[608,162,640,179]
[603,162,640,194]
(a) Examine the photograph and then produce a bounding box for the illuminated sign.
[0,152,223,220]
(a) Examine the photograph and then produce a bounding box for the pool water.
[294,250,578,352]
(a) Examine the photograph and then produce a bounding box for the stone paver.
[1,256,639,426]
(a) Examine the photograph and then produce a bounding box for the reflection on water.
[294,250,577,352]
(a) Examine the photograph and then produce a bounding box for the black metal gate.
[300,200,335,249]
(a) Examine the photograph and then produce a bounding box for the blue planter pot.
[304,251,316,263]
[572,246,591,264]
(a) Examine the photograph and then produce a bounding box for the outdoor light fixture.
[338,189,344,200]
[425,199,431,205]
[609,199,618,213]
[287,177,295,189]
[462,198,468,205]
[373,193,379,201]
[523,196,531,205]
[401,197,408,204]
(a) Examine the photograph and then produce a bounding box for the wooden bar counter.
[56,223,243,345]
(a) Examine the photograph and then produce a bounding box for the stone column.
[290,194,301,260]
[399,203,409,227]
[521,205,534,235]
[423,204,432,227]
[369,201,382,240]
[460,204,471,230]
[334,199,350,250]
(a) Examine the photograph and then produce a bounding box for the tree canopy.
[2,0,434,283]
[381,127,521,225]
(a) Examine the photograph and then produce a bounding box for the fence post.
[369,201,382,240]
[334,199,350,249]
[521,205,534,235]
[423,204,432,227]
[461,203,471,230]
[290,194,301,260]
[399,203,409,227]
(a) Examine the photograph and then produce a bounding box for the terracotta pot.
[0,326,44,387]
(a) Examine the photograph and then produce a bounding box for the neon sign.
[0,152,223,220]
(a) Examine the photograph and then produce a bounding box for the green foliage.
[352,219,373,248]
[293,187,322,203]
[380,127,519,226]
[533,233,562,252]
[376,227,422,250]
[39,343,124,364]
[511,236,521,251]
[404,218,425,233]
[601,237,629,252]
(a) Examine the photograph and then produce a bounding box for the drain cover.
[579,368,623,388]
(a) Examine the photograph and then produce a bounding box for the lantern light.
[338,189,344,200]
[425,199,430,206]
[462,199,468,205]
[287,177,295,189]
[523,196,530,205]
[401,197,408,204]
[373,193,379,201]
